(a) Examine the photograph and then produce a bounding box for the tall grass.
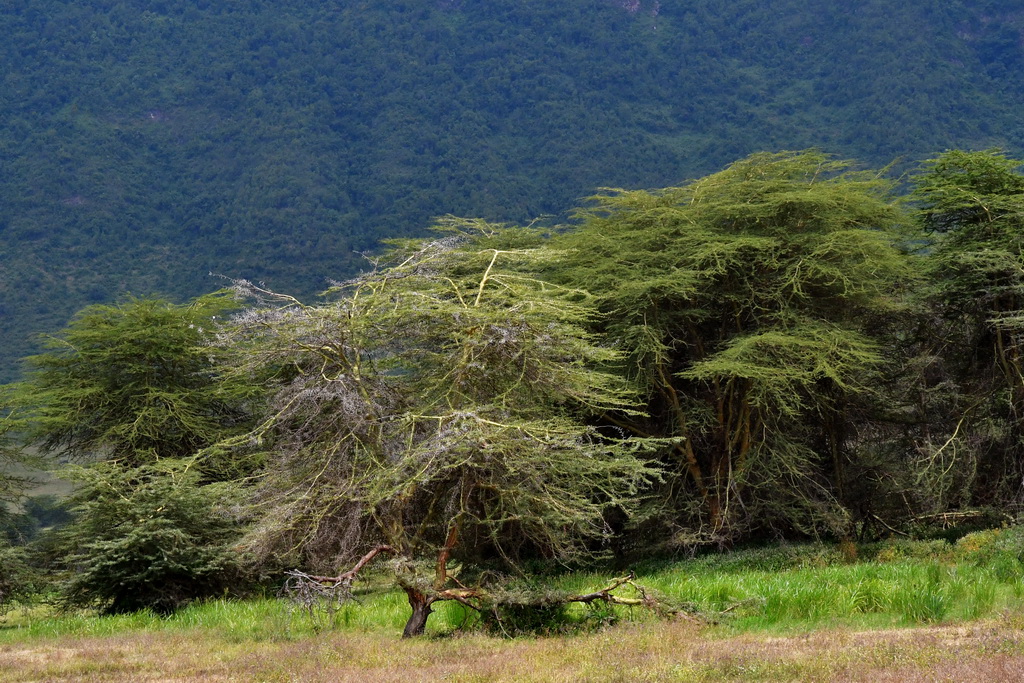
[537,560,1022,634]
[4,530,1024,642]
[0,591,416,642]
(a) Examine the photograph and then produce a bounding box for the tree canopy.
[12,293,255,474]
[551,150,917,543]
[908,149,1024,510]
[3,0,1023,382]
[220,221,661,635]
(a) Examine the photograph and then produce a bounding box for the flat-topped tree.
[224,219,661,637]
[14,293,254,474]
[551,150,916,543]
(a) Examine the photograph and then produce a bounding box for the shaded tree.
[909,149,1024,511]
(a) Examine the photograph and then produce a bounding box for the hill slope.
[2,0,1023,379]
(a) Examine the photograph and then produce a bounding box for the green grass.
[0,591,415,642]
[4,533,1024,643]
[521,558,1023,636]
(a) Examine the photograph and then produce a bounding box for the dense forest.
[3,149,1024,636]
[3,0,1024,380]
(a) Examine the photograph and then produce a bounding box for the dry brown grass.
[2,617,1023,682]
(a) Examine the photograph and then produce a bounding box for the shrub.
[55,461,246,615]
[866,539,953,564]
[0,542,40,614]
[956,525,1024,581]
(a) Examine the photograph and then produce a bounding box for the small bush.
[866,539,953,564]
[55,461,246,615]
[0,542,40,613]
[955,528,1004,555]
[955,525,1024,580]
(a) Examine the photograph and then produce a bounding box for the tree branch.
[308,544,394,584]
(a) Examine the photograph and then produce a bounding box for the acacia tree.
[15,293,255,474]
[551,151,916,544]
[223,220,660,636]
[910,149,1024,511]
[0,389,43,613]
[9,294,258,612]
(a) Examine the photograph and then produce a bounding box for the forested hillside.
[2,0,1023,380]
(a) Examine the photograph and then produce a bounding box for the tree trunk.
[402,588,434,638]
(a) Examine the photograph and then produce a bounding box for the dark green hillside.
[1,0,1022,380]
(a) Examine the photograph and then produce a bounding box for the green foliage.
[643,551,1024,630]
[5,539,1024,642]
[226,221,660,576]
[908,150,1024,509]
[219,220,663,636]
[13,293,255,476]
[954,526,1024,581]
[553,150,915,542]
[914,149,1024,347]
[915,149,1024,238]
[2,1,1023,383]
[54,460,244,615]
[5,296,259,615]
[891,563,952,623]
[10,145,1024,627]
[0,541,39,615]
[0,385,42,503]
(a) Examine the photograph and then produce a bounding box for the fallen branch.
[436,587,485,612]
[566,572,647,606]
[911,510,1012,529]
[280,545,395,631]
[869,514,910,537]
[478,572,703,635]
[565,572,701,622]
[282,555,702,637]
[306,545,394,586]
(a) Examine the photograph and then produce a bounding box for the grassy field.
[2,612,1023,681]
[3,535,1024,681]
